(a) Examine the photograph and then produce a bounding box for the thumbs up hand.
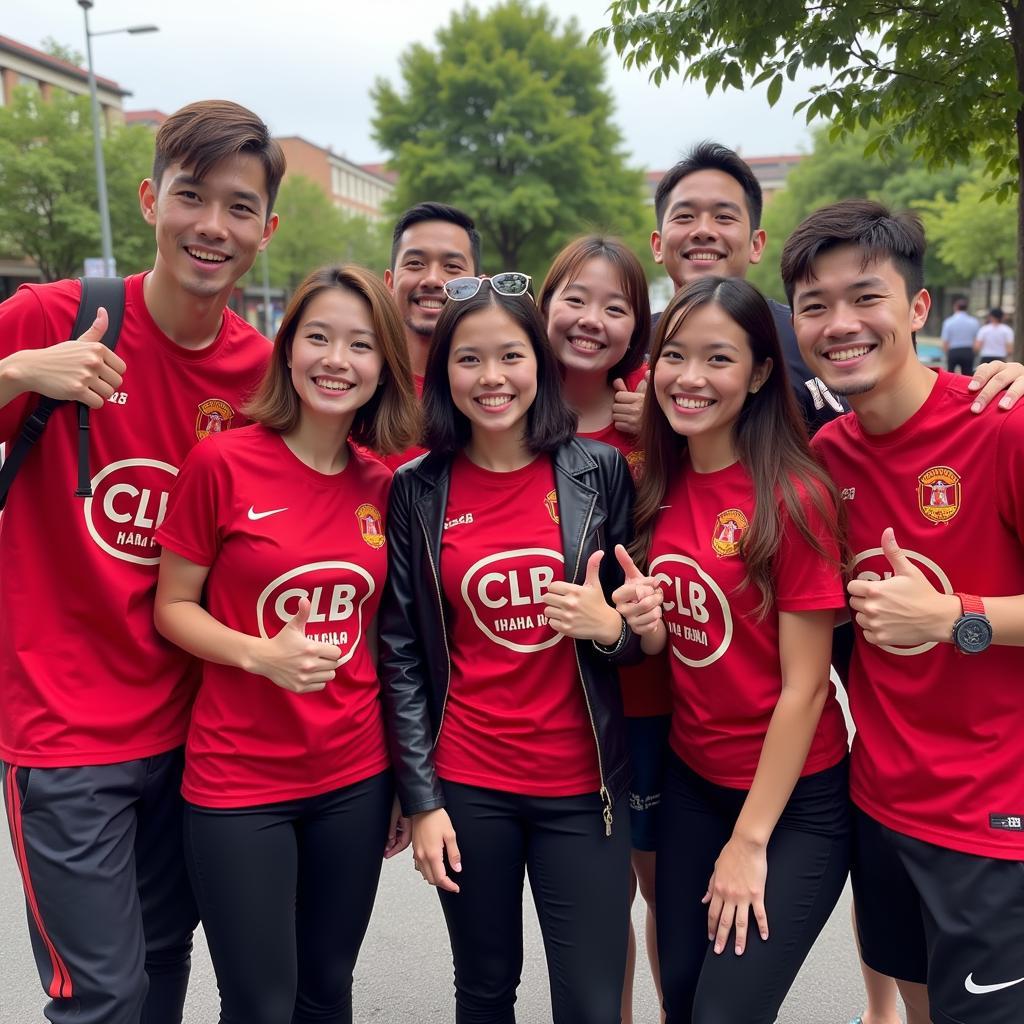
[611,544,665,636]
[250,596,343,693]
[11,306,127,408]
[612,372,648,438]
[543,550,624,644]
[847,528,960,648]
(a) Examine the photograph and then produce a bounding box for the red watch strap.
[955,592,985,616]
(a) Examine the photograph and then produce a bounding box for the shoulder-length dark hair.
[538,235,651,383]
[244,264,421,455]
[423,287,577,454]
[631,276,843,619]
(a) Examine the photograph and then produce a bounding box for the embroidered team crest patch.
[711,508,748,557]
[356,503,385,549]
[195,398,234,440]
[626,449,646,483]
[544,489,560,525]
[918,466,960,524]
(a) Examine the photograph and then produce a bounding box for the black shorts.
[852,807,1024,1024]
[626,713,671,851]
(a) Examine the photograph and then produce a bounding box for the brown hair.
[538,235,650,383]
[245,265,420,455]
[630,277,843,619]
[152,100,287,215]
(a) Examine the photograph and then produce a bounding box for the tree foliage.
[40,37,85,68]
[596,0,1024,349]
[372,0,647,284]
[0,88,154,280]
[261,175,391,292]
[918,175,1018,296]
[747,128,974,303]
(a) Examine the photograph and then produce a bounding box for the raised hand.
[14,307,127,409]
[847,528,959,647]
[611,544,664,636]
[612,373,647,437]
[250,596,342,693]
[543,550,623,645]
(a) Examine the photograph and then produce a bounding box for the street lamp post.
[77,1,158,276]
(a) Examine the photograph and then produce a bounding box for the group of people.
[941,298,1016,374]
[0,98,1022,1024]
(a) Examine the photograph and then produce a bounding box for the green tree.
[41,37,85,67]
[595,1,1024,351]
[746,128,972,304]
[372,0,647,285]
[259,175,390,293]
[0,87,154,280]
[918,175,1018,308]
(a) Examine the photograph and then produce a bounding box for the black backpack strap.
[0,277,124,510]
[73,277,125,498]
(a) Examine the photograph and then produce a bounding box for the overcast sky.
[5,1,815,170]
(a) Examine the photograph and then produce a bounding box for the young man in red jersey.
[782,199,1024,1024]
[381,202,480,468]
[0,100,283,1024]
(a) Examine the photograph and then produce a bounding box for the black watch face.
[954,614,993,654]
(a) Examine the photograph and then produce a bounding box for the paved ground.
[0,833,900,1023]
[0,682,907,1023]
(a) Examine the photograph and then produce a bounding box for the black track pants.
[183,770,392,1024]
[437,780,631,1024]
[2,750,198,1024]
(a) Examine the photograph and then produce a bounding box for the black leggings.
[183,771,392,1024]
[656,755,850,1024]
[438,780,631,1024]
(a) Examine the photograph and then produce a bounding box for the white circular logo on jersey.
[851,547,953,656]
[461,548,565,653]
[650,554,733,668]
[257,562,375,666]
[84,458,178,566]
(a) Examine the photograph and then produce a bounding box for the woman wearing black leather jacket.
[378,278,638,1023]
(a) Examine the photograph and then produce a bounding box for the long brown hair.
[538,235,651,383]
[245,265,420,455]
[631,277,843,619]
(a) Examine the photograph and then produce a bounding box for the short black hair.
[953,297,969,311]
[780,199,926,306]
[654,141,763,231]
[390,202,481,273]
[423,288,577,454]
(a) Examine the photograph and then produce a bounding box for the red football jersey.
[156,425,391,807]
[578,370,670,718]
[0,274,270,767]
[433,454,600,796]
[813,370,1024,858]
[649,459,848,788]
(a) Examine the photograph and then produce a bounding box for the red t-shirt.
[433,453,600,796]
[155,425,391,807]
[0,274,270,767]
[649,458,848,788]
[578,370,670,718]
[812,370,1024,859]
[381,373,427,470]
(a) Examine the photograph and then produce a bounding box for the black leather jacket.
[378,437,639,835]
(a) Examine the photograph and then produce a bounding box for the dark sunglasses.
[442,273,532,301]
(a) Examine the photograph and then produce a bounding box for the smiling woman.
[379,281,642,1023]
[151,264,419,1023]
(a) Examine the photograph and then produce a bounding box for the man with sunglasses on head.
[383,202,482,468]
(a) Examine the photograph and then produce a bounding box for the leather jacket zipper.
[419,515,453,747]
[569,492,613,836]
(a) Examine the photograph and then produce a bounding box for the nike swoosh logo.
[965,973,1024,995]
[247,506,288,521]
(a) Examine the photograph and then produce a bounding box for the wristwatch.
[951,593,993,654]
